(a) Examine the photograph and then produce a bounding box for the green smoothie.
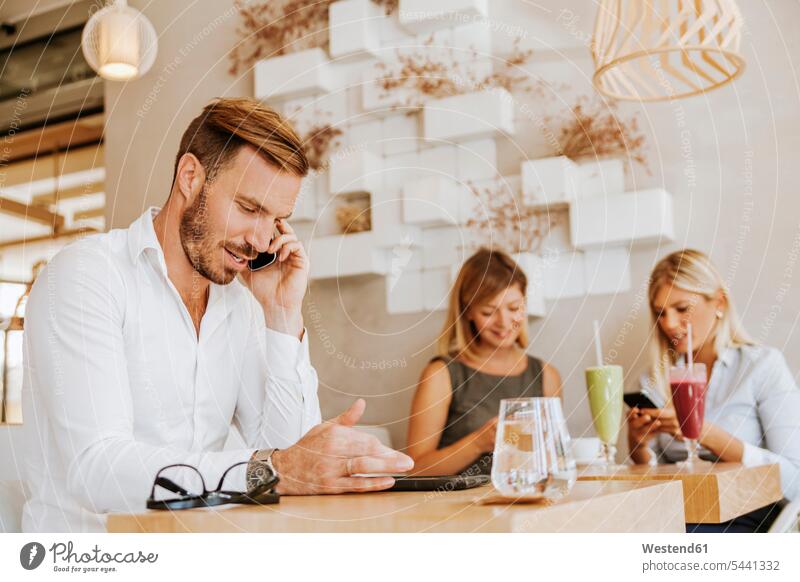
[585,365,624,445]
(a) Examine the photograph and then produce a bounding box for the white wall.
[97,0,800,452]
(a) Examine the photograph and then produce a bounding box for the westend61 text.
[642,543,708,554]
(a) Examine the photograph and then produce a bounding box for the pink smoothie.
[670,379,707,439]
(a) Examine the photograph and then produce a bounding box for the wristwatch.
[246,448,280,491]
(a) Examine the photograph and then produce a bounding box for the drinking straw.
[686,323,693,369]
[593,320,603,367]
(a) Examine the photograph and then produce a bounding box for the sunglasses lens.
[153,466,204,501]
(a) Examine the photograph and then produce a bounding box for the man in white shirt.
[21,98,413,532]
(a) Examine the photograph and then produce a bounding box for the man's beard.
[179,188,237,285]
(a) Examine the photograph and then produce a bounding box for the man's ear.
[175,153,206,202]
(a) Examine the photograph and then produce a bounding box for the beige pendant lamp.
[81,0,158,81]
[592,0,746,101]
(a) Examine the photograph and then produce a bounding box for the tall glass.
[669,363,708,467]
[491,397,576,499]
[585,365,624,470]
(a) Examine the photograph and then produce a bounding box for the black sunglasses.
[147,461,279,510]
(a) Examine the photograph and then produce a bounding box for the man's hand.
[270,399,414,495]
[241,219,308,338]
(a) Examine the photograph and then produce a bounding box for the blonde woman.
[629,249,800,531]
[406,249,562,476]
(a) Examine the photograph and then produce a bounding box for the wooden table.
[108,480,685,533]
[577,462,782,524]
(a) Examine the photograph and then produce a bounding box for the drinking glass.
[491,397,576,499]
[669,363,708,467]
[585,365,624,470]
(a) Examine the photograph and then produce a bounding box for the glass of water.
[491,397,577,499]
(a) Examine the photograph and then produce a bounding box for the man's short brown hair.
[172,97,309,185]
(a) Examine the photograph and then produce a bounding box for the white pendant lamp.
[592,0,745,102]
[81,0,158,81]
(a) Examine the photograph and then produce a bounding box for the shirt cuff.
[742,441,766,467]
[263,326,311,382]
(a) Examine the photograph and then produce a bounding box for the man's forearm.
[262,305,304,340]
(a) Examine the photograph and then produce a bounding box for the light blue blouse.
[640,344,800,501]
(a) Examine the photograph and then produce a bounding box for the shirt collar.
[126,205,247,316]
[717,346,738,368]
[127,206,163,265]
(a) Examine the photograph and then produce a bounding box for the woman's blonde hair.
[647,249,754,395]
[437,248,529,360]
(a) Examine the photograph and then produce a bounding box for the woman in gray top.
[628,249,800,530]
[406,249,562,476]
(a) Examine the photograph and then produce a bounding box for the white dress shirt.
[641,344,800,501]
[20,208,321,532]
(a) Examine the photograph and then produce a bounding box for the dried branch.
[548,97,648,169]
[374,37,554,109]
[465,178,566,255]
[336,200,372,234]
[299,123,343,171]
[229,0,399,75]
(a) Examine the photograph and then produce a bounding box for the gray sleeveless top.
[434,355,545,475]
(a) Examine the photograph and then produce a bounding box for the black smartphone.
[247,232,278,272]
[386,474,490,492]
[247,251,277,272]
[623,391,664,410]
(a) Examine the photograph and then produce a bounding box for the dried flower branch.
[549,97,648,169]
[465,178,566,255]
[374,38,556,109]
[229,0,399,75]
[229,0,332,75]
[299,123,343,171]
[336,199,372,234]
[372,0,398,14]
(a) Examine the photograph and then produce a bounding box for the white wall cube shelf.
[521,156,578,206]
[399,0,488,33]
[402,176,461,226]
[255,48,334,101]
[373,224,424,248]
[423,89,515,142]
[583,248,632,296]
[451,21,492,58]
[423,226,468,269]
[386,268,424,314]
[293,175,319,221]
[309,232,390,279]
[510,252,546,317]
[542,251,586,300]
[329,0,384,61]
[382,113,421,155]
[329,150,383,195]
[422,268,453,311]
[574,158,625,198]
[362,69,415,113]
[457,138,498,182]
[570,188,675,250]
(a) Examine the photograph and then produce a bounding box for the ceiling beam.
[32,181,104,205]
[0,143,104,188]
[0,197,65,230]
[0,227,96,250]
[0,114,104,163]
[73,207,105,221]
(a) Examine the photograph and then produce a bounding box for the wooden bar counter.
[108,480,685,533]
[577,463,782,524]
